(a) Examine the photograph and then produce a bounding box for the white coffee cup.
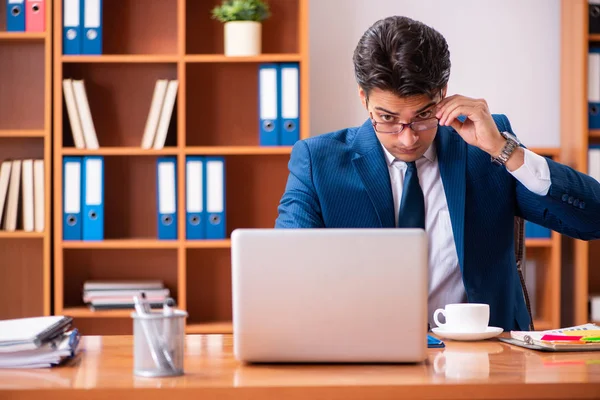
[433,303,490,332]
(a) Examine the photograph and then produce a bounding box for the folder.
[33,159,44,232]
[258,63,280,146]
[3,160,21,232]
[25,0,45,32]
[21,159,34,233]
[525,220,551,239]
[589,48,600,129]
[6,0,25,32]
[63,157,82,240]
[152,80,179,149]
[141,79,169,149]
[62,0,81,54]
[591,0,600,34]
[205,156,225,239]
[0,161,12,228]
[185,156,206,240]
[279,62,300,146]
[81,0,102,55]
[82,156,104,240]
[156,156,177,240]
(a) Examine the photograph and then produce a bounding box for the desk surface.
[1,334,600,400]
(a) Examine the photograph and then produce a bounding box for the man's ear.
[358,85,368,109]
[441,85,448,98]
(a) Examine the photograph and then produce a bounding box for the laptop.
[230,228,428,363]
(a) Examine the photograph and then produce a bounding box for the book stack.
[0,316,79,368]
[0,159,44,232]
[83,280,170,311]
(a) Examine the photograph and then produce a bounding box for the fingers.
[435,96,489,125]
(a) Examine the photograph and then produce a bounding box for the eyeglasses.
[370,113,439,134]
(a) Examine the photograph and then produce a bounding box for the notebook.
[0,316,73,351]
[499,323,600,352]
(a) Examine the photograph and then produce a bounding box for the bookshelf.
[0,0,52,319]
[53,0,309,334]
[561,0,600,326]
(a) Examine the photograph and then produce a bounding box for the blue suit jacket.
[275,114,600,331]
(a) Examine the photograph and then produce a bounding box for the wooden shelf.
[62,307,132,318]
[0,231,44,239]
[185,321,233,334]
[589,34,600,41]
[186,239,231,249]
[61,239,179,249]
[53,0,309,335]
[0,129,45,137]
[525,238,553,248]
[0,32,46,41]
[185,146,293,155]
[590,130,600,138]
[62,54,179,63]
[61,147,179,156]
[185,54,302,63]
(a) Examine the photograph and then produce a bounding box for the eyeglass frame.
[367,91,444,135]
[369,113,439,135]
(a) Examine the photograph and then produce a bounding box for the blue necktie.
[397,161,425,229]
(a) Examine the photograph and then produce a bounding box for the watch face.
[502,131,521,145]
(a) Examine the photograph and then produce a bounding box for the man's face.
[359,87,444,162]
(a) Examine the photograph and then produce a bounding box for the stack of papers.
[502,323,600,352]
[0,316,80,368]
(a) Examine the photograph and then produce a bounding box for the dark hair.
[353,16,451,99]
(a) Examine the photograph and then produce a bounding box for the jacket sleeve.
[496,114,600,240]
[274,140,325,228]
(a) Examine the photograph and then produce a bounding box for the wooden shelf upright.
[560,0,600,326]
[0,0,52,319]
[53,0,309,334]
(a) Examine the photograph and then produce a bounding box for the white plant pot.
[224,21,262,57]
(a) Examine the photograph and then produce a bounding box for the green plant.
[211,0,271,23]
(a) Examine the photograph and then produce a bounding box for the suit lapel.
[435,126,467,270]
[351,120,395,228]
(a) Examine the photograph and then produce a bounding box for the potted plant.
[211,0,271,57]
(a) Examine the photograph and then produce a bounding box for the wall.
[309,0,561,148]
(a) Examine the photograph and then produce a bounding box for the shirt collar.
[381,143,437,166]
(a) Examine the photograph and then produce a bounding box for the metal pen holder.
[132,309,188,377]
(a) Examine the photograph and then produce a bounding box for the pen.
[163,298,176,352]
[133,294,165,369]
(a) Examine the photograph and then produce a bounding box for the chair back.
[515,217,534,331]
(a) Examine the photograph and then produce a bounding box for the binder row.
[63,78,178,150]
[5,0,45,32]
[259,63,300,146]
[0,159,45,232]
[62,156,226,241]
[62,0,102,55]
[62,156,103,241]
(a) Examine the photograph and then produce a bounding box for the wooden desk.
[1,334,600,399]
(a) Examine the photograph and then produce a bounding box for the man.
[274,16,600,331]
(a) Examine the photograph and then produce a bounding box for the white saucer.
[431,326,504,341]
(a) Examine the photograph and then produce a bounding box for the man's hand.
[434,95,507,157]
[434,94,524,171]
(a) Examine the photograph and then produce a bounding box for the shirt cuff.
[507,148,552,196]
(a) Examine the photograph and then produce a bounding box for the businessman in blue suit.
[275,16,600,331]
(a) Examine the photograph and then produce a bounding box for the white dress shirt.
[381,144,552,327]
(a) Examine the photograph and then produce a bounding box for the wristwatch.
[491,131,520,166]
